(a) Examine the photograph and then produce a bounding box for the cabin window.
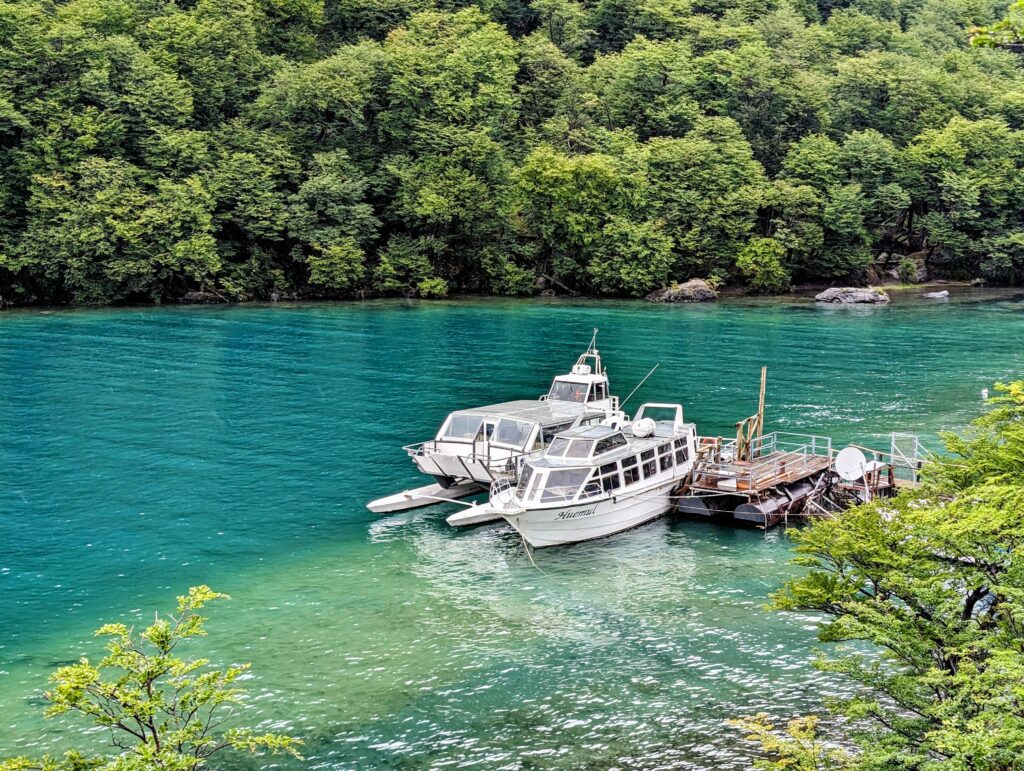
[580,476,603,499]
[565,439,595,458]
[594,433,627,455]
[494,419,532,448]
[515,466,534,498]
[658,442,674,472]
[548,380,590,403]
[548,437,570,456]
[674,438,689,465]
[527,471,544,501]
[599,461,621,492]
[640,449,657,478]
[592,382,606,402]
[622,456,641,486]
[444,413,483,440]
[541,468,590,502]
[542,423,574,444]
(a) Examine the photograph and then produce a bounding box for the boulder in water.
[646,279,719,303]
[815,287,890,304]
[180,291,223,304]
[923,290,949,299]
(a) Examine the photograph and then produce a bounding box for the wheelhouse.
[545,341,616,408]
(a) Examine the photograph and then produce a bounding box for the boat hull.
[366,481,483,513]
[446,505,504,527]
[502,483,676,547]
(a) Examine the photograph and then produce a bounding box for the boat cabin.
[408,399,617,487]
[513,416,695,506]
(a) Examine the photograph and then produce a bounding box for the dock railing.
[846,433,930,487]
[693,431,833,492]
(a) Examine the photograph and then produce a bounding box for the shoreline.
[3,283,1022,315]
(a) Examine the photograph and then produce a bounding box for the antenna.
[588,327,598,353]
[620,363,660,409]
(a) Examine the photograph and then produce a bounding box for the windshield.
[515,465,535,498]
[442,413,483,440]
[493,418,532,448]
[540,468,591,503]
[548,379,589,403]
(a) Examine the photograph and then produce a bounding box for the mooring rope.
[519,531,548,575]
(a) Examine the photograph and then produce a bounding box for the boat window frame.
[547,379,591,403]
[674,437,690,465]
[564,438,595,459]
[516,465,535,499]
[492,417,535,449]
[594,433,627,456]
[439,412,485,442]
[539,467,592,503]
[640,448,657,478]
[542,421,575,445]
[622,455,641,485]
[598,461,622,493]
[658,441,675,472]
[579,471,603,500]
[547,436,571,456]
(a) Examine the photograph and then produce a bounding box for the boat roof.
[528,421,696,469]
[451,399,597,425]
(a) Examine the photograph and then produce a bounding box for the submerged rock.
[646,279,719,303]
[815,287,891,304]
[923,290,950,299]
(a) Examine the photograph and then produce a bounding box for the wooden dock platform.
[678,430,927,529]
[689,432,834,495]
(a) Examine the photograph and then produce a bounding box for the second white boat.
[487,403,697,547]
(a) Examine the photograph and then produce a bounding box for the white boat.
[486,404,697,547]
[368,339,626,515]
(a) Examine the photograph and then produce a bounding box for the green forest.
[1,0,1024,305]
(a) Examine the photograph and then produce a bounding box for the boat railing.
[489,478,523,510]
[405,440,530,482]
[695,431,832,492]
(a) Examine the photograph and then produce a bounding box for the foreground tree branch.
[0,586,302,771]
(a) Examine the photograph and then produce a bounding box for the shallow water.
[1,291,1022,768]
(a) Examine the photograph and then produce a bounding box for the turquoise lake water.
[1,291,1022,768]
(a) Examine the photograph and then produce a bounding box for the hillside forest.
[2,0,1024,304]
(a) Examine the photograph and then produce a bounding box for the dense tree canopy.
[736,382,1024,769]
[1,0,1023,304]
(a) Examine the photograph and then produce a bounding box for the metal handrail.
[695,432,833,491]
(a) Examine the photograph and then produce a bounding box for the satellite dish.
[631,418,657,438]
[835,446,868,481]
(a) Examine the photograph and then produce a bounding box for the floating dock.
[676,430,927,528]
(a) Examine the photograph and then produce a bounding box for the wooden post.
[756,366,767,444]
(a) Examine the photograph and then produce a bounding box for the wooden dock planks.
[690,451,833,494]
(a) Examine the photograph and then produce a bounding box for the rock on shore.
[815,287,890,304]
[646,279,719,303]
